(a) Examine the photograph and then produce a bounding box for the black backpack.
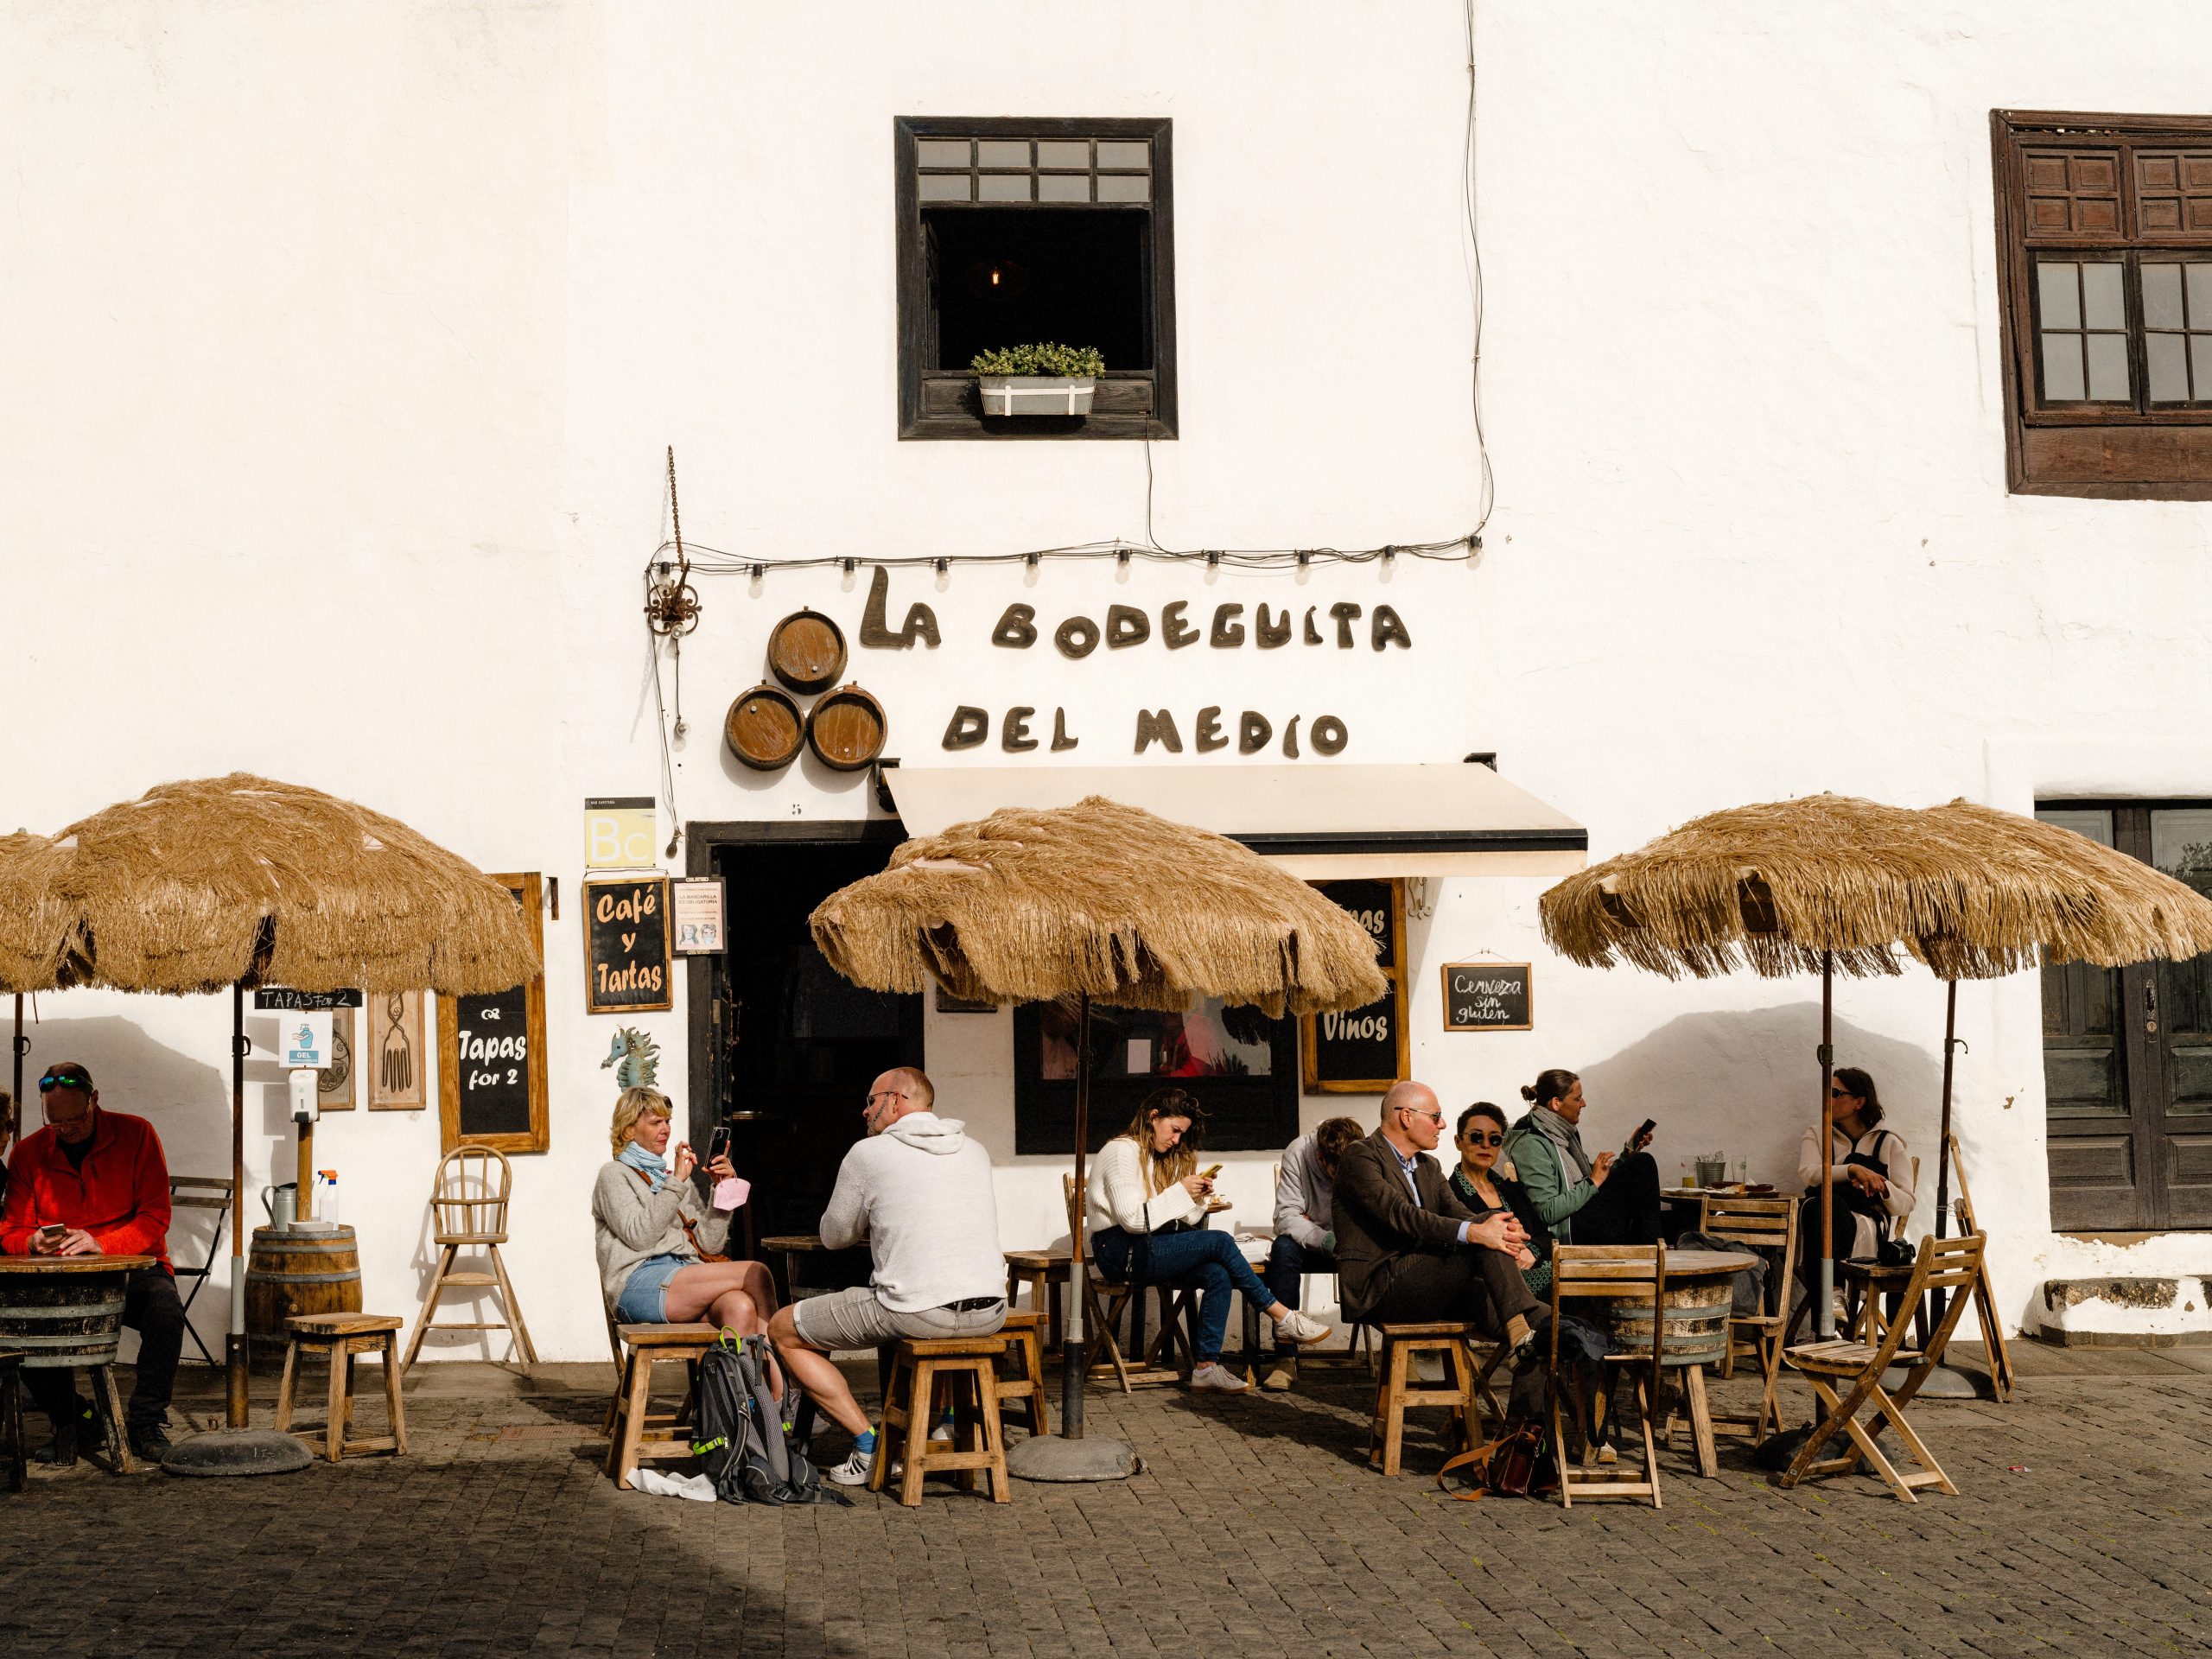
[693,1333,849,1507]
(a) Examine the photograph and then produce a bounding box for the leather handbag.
[1435,1424,1557,1502]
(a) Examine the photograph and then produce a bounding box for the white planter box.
[976,375,1096,416]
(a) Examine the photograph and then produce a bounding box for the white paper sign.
[671,877,727,954]
[280,1011,334,1069]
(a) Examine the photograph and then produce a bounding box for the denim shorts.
[614,1253,691,1324]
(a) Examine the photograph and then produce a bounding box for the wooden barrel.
[806,683,887,771]
[725,683,804,770]
[1592,1277,1732,1368]
[767,609,848,694]
[0,1257,149,1370]
[245,1224,362,1341]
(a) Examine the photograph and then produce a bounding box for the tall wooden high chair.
[403,1145,537,1370]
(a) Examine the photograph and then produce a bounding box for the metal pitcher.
[261,1182,297,1231]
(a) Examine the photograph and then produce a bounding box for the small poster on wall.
[671,877,726,954]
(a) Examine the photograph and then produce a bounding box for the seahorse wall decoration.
[601,1027,661,1090]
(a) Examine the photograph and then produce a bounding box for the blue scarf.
[618,1141,668,1192]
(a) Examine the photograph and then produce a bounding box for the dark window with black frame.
[896,116,1177,441]
[1012,996,1298,1155]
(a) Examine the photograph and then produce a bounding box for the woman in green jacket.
[1500,1069,1661,1246]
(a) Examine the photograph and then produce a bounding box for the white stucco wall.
[5,2,2212,1359]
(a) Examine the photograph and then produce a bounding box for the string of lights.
[640,532,1479,586]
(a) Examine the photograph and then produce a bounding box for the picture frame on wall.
[368,989,429,1110]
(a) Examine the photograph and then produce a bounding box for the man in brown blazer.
[1334,1081,1550,1352]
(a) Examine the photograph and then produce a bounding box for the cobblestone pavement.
[2,1342,2209,1657]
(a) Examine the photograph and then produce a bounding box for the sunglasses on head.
[1459,1129,1505,1147]
[38,1072,89,1094]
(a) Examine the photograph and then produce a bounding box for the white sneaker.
[1189,1362,1250,1394]
[826,1446,876,1486]
[1274,1310,1331,1345]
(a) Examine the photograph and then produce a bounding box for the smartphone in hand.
[707,1125,732,1164]
[34,1224,66,1251]
[1626,1118,1656,1154]
[1198,1163,1224,1181]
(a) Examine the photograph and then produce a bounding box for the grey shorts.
[789,1286,1006,1352]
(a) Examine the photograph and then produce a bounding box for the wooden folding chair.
[1948,1135,2015,1402]
[1550,1243,1667,1509]
[404,1146,537,1370]
[168,1175,233,1366]
[1779,1230,1986,1503]
[1697,1192,1797,1442]
[1061,1176,1191,1391]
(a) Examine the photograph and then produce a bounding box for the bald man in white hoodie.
[767,1065,1007,1484]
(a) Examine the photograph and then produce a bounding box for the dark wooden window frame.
[1993,110,2212,498]
[1009,1002,1299,1156]
[895,115,1178,442]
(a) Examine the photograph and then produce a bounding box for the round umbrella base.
[1884,1362,1989,1400]
[161,1427,315,1478]
[1006,1433,1140,1483]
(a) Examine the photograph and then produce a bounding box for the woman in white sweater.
[1796,1066,1915,1302]
[592,1086,777,1334]
[1086,1087,1329,1393]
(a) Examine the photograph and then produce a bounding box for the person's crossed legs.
[662,1260,777,1335]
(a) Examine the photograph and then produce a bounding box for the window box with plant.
[971,342,1104,416]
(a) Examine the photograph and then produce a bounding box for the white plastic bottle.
[316,1168,340,1228]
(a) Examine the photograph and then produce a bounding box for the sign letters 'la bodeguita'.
[827,565,1415,758]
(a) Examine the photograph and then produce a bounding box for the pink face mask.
[712,1176,750,1213]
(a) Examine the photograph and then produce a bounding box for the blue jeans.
[1093,1225,1276,1364]
[1264,1235,1338,1356]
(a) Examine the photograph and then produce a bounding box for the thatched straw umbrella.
[811,797,1385,1454]
[1541,792,2212,1335]
[0,774,538,1455]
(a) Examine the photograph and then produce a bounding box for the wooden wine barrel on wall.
[725,683,805,771]
[245,1225,363,1344]
[766,610,848,694]
[806,683,887,772]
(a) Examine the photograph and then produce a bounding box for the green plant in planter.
[969,342,1105,378]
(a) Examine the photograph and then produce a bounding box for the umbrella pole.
[9,993,23,1156]
[1936,979,1958,1242]
[1817,950,1836,1340]
[1061,992,1092,1439]
[227,984,251,1429]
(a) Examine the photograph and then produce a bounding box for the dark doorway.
[687,825,921,1256]
[2040,802,2212,1230]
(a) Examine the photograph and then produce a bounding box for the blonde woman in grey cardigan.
[592,1086,776,1333]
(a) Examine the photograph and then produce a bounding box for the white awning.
[880,763,1586,880]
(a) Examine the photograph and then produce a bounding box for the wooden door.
[2039,803,2212,1230]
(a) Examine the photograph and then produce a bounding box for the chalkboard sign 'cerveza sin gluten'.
[1440,962,1533,1032]
[438,872,550,1154]
[584,876,673,1014]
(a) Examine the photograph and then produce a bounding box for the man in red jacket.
[0,1061,185,1461]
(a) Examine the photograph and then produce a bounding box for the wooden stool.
[870,1336,1011,1507]
[1366,1322,1484,1478]
[275,1313,407,1463]
[603,1323,716,1491]
[1003,1250,1070,1347]
[995,1310,1049,1437]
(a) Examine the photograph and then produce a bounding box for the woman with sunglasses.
[1446,1103,1553,1297]
[1796,1066,1914,1301]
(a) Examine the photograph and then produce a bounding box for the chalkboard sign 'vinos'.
[1301,878,1410,1094]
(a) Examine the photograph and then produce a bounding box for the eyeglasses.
[37,1072,89,1094]
[1399,1106,1446,1125]
[1827,1087,1854,1100]
[866,1089,907,1106]
[1459,1130,1505,1147]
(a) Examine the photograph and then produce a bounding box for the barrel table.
[0,1255,156,1475]
[245,1225,363,1348]
[1580,1249,1756,1478]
